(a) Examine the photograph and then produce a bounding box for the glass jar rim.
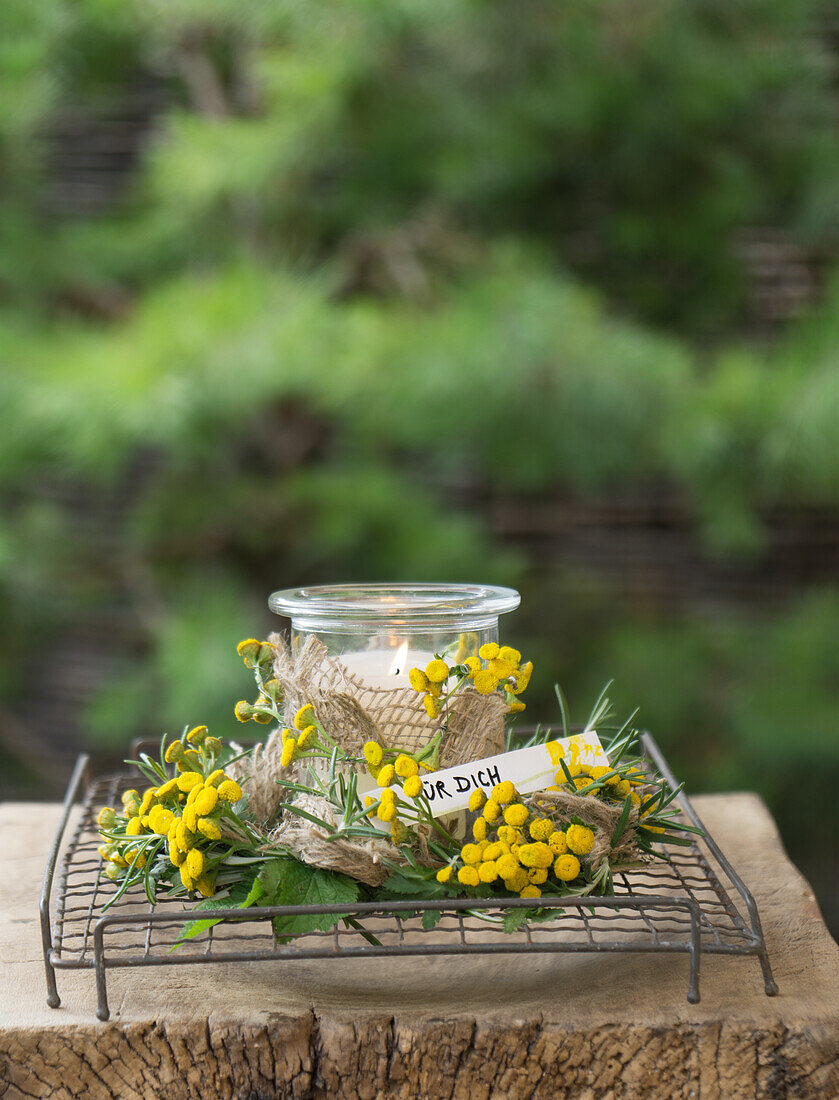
[268,582,520,628]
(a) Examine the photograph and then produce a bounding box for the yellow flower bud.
[234,700,254,722]
[425,659,449,684]
[408,668,428,693]
[402,775,423,799]
[377,764,396,788]
[176,772,204,793]
[186,725,208,745]
[194,787,219,816]
[363,741,383,767]
[197,817,222,841]
[294,704,315,730]
[97,806,116,829]
[236,639,262,665]
[217,779,243,803]
[394,754,418,779]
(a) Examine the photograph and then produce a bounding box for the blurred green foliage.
[1,0,838,918]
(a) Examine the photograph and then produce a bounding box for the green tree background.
[2,0,838,930]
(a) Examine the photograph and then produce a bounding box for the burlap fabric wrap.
[233,634,508,886]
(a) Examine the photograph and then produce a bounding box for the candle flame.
[388,641,409,676]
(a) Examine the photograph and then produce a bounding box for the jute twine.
[231,633,507,881]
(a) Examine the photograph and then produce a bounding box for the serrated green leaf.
[422,907,443,930]
[260,856,360,943]
[502,907,531,933]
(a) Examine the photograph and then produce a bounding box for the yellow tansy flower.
[280,740,295,767]
[468,789,486,813]
[402,775,423,799]
[457,866,480,887]
[423,695,440,719]
[472,817,488,841]
[478,642,499,660]
[408,668,428,692]
[185,848,204,880]
[528,818,554,841]
[566,824,595,856]
[394,754,419,779]
[126,816,144,837]
[508,701,526,713]
[520,885,541,899]
[478,861,499,883]
[197,818,222,841]
[528,868,548,885]
[482,798,501,823]
[504,868,528,892]
[296,725,316,749]
[518,842,553,869]
[363,741,383,767]
[377,764,396,788]
[294,704,315,730]
[554,853,581,881]
[547,831,568,855]
[234,700,253,723]
[97,806,116,829]
[425,659,449,684]
[488,657,514,681]
[491,780,516,805]
[460,843,483,865]
[186,725,208,745]
[176,772,203,793]
[138,788,156,816]
[147,806,175,836]
[496,853,520,880]
[164,741,184,763]
[503,804,529,828]
[377,802,396,823]
[436,866,454,883]
[473,669,499,695]
[206,769,225,787]
[511,661,533,694]
[217,779,243,803]
[498,646,521,666]
[193,787,219,816]
[196,877,216,898]
[464,656,482,676]
[156,777,179,799]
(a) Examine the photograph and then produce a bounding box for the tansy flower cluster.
[277,702,340,768]
[96,726,251,899]
[408,642,533,720]
[233,638,282,726]
[360,740,436,839]
[434,780,596,899]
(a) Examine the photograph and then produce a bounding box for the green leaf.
[503,908,531,933]
[422,907,443,930]
[172,873,263,949]
[379,870,447,900]
[259,856,360,943]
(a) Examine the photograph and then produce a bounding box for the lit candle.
[337,642,436,691]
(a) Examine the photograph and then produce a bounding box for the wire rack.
[40,734,777,1020]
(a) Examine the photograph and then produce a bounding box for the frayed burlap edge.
[263,793,406,887]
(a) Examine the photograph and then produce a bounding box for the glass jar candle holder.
[268,583,521,691]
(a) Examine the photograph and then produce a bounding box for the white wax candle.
[337,646,435,691]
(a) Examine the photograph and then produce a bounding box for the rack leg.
[44,957,60,1009]
[687,907,701,1004]
[758,946,779,996]
[94,924,110,1021]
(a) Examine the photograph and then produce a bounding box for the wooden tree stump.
[1,793,837,1098]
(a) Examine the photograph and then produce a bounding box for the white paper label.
[363,731,610,819]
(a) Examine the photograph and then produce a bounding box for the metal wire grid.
[41,735,777,1020]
